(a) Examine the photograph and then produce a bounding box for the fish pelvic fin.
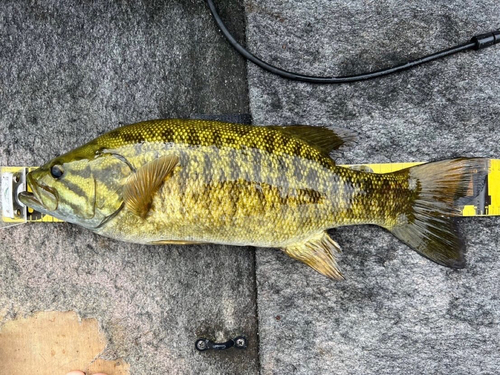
[123,154,179,218]
[268,125,356,155]
[283,232,344,280]
[388,158,488,268]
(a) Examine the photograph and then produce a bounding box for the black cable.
[207,0,500,83]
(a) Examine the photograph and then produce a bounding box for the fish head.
[18,144,131,229]
[18,155,97,226]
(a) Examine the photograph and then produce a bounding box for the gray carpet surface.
[1,0,500,374]
[245,1,500,374]
[0,1,258,374]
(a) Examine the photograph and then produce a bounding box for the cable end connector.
[471,30,500,50]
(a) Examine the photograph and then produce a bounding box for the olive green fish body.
[84,120,405,247]
[90,120,349,246]
[20,119,487,279]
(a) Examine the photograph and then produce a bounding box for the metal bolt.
[196,340,207,351]
[13,174,19,183]
[15,209,21,217]
[235,338,246,347]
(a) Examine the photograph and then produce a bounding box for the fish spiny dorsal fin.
[268,125,356,155]
[123,154,179,218]
[283,232,344,280]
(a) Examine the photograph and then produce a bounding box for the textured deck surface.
[0,1,258,374]
[1,0,500,374]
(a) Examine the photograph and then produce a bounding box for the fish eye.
[50,164,64,179]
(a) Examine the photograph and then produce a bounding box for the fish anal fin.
[123,154,179,218]
[269,125,356,155]
[283,232,344,280]
[150,240,205,245]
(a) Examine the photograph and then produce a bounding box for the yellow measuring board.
[488,159,500,216]
[1,166,63,224]
[1,160,499,225]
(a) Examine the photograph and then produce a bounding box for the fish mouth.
[18,191,41,207]
[18,174,59,212]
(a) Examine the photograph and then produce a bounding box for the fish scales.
[85,120,404,245]
[20,119,485,278]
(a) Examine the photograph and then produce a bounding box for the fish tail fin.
[388,158,488,268]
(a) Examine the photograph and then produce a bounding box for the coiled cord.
[207,0,500,84]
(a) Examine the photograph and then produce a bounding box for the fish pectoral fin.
[268,125,356,155]
[283,232,344,280]
[123,154,179,218]
[149,240,205,245]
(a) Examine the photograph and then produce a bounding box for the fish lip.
[38,184,59,209]
[18,174,59,211]
[18,190,41,207]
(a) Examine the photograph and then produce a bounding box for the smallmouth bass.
[18,119,487,279]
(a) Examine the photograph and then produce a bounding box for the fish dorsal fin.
[123,154,179,218]
[283,232,344,280]
[269,125,355,154]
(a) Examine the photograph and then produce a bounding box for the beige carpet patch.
[0,311,129,375]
